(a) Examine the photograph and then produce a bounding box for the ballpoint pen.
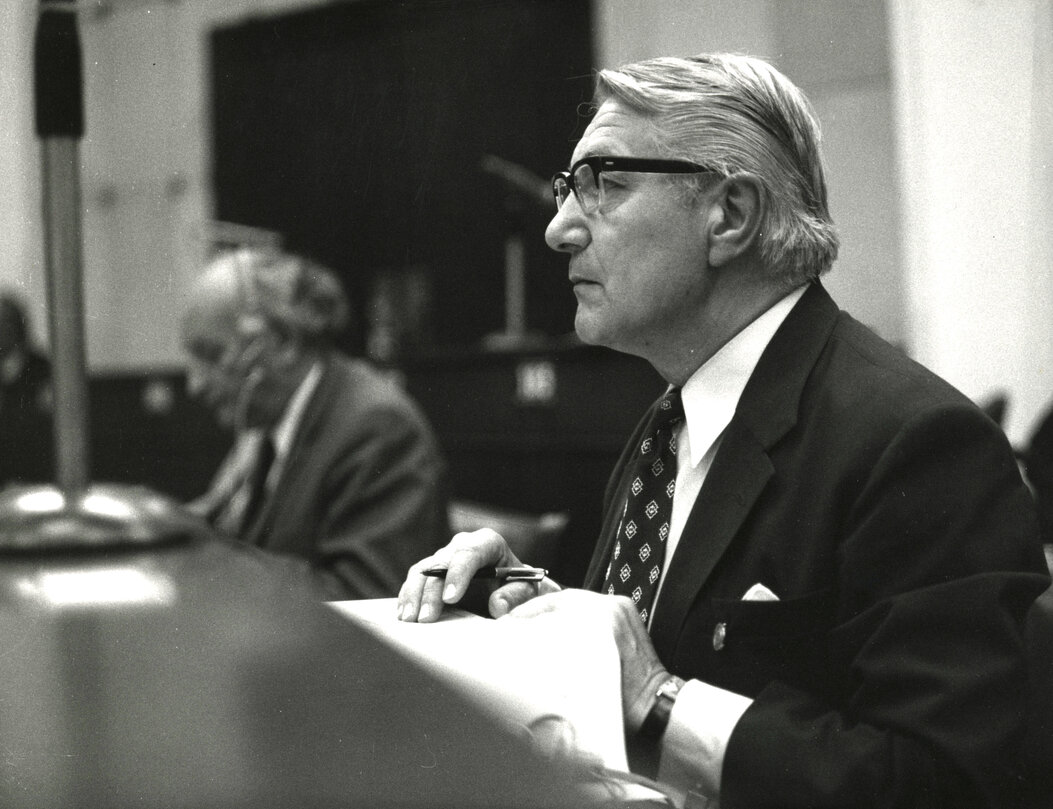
[422,565,548,582]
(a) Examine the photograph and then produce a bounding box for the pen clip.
[499,566,547,582]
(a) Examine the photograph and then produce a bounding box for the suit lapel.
[648,421,772,654]
[647,282,841,654]
[245,358,335,546]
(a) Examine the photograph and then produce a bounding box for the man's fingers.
[489,582,544,617]
[414,574,448,622]
[396,566,427,622]
[397,554,451,621]
[397,529,517,622]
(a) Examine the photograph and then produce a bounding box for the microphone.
[479,154,551,211]
[232,365,265,436]
[226,328,287,435]
[34,0,84,139]
[228,332,273,435]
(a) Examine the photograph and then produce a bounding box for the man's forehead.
[181,291,239,344]
[569,101,658,164]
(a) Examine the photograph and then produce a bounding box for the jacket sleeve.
[308,403,449,600]
[720,403,1049,809]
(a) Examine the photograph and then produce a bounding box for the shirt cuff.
[655,679,752,808]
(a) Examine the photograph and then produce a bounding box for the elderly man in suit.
[0,292,53,486]
[182,247,449,599]
[398,53,1050,808]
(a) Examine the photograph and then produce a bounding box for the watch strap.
[638,676,683,742]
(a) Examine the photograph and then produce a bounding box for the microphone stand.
[36,0,89,494]
[479,154,550,351]
[0,0,197,549]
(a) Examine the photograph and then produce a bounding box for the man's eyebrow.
[566,149,600,169]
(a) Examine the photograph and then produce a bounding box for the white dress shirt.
[652,285,806,808]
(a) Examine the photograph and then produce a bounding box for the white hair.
[596,53,840,286]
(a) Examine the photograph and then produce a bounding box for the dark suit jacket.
[1024,402,1053,546]
[1024,581,1053,809]
[584,283,1050,808]
[0,348,53,485]
[223,355,449,600]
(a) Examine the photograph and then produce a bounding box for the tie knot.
[638,389,683,459]
[654,388,684,431]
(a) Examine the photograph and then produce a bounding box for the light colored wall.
[888,0,1053,445]
[592,0,776,67]
[0,0,329,370]
[0,0,47,349]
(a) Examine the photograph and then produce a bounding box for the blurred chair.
[1024,402,1053,548]
[979,392,1009,428]
[1024,581,1053,808]
[448,499,569,572]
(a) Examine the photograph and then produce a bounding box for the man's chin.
[573,313,608,348]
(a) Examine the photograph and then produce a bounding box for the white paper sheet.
[328,598,630,772]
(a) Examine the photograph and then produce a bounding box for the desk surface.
[0,535,616,808]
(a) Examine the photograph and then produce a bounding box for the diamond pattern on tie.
[602,388,684,621]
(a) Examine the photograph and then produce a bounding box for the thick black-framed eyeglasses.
[551,155,717,213]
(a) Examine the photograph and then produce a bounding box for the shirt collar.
[270,360,324,460]
[680,285,807,466]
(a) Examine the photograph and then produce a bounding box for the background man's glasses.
[551,156,716,214]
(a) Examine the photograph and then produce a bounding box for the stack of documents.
[329,599,627,771]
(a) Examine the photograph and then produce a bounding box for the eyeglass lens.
[553,175,571,209]
[573,163,600,211]
[553,164,601,212]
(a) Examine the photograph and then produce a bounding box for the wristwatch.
[638,676,683,742]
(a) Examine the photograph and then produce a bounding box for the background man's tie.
[602,388,684,623]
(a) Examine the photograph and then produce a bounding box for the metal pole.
[34,0,90,494]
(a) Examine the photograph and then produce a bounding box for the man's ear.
[704,173,765,268]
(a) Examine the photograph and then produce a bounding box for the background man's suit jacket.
[209,355,449,600]
[585,283,1050,808]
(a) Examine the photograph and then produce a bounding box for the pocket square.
[742,582,779,601]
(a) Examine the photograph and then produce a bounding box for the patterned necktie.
[603,388,684,623]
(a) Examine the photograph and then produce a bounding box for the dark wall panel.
[210,0,595,352]
[403,345,665,584]
[88,373,231,502]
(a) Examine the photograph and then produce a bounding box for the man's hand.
[397,529,553,622]
[506,589,671,734]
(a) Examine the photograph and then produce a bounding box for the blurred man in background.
[182,247,449,599]
[0,291,52,486]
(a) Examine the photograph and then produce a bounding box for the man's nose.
[544,199,589,254]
